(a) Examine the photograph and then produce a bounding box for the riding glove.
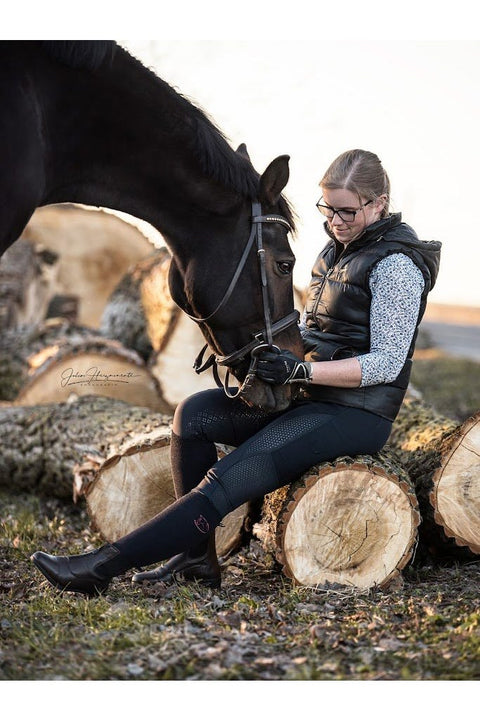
[256,349,313,385]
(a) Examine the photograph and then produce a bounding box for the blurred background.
[119,38,480,310]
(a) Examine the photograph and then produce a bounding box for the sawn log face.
[255,452,420,590]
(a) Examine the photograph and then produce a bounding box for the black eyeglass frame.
[316,198,373,223]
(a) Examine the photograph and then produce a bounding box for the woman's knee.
[172,389,226,438]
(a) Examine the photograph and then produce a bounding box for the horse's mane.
[41,41,116,71]
[40,41,295,230]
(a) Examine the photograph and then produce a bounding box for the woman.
[31,149,441,595]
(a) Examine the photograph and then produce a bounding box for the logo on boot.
[194,515,210,534]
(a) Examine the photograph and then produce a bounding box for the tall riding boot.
[131,534,221,589]
[31,544,131,596]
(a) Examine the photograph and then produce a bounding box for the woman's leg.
[133,389,282,583]
[169,388,280,497]
[31,401,391,594]
[115,402,391,565]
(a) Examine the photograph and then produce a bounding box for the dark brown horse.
[0,40,302,410]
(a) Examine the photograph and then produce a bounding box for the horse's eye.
[277,261,293,275]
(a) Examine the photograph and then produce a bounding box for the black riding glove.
[256,349,313,385]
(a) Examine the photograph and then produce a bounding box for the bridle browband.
[187,201,300,398]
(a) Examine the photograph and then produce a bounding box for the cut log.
[388,397,480,556]
[100,248,174,361]
[0,318,169,412]
[21,204,158,328]
[150,311,229,409]
[0,237,59,331]
[85,436,249,558]
[254,452,420,590]
[0,396,173,499]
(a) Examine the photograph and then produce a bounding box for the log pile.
[387,397,480,557]
[0,396,250,558]
[2,207,478,589]
[0,318,169,412]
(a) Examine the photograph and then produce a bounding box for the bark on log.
[0,396,173,499]
[387,396,480,556]
[0,396,249,557]
[85,437,249,558]
[46,294,80,323]
[21,204,158,328]
[0,238,59,331]
[100,250,226,407]
[0,318,169,412]
[99,248,173,361]
[253,452,420,590]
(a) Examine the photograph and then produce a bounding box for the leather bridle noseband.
[187,201,299,398]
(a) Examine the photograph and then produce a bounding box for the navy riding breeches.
[172,389,392,517]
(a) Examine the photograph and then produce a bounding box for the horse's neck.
[39,46,242,253]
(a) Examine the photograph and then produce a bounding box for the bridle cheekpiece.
[189,201,299,398]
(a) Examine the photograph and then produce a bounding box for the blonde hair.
[320,149,391,218]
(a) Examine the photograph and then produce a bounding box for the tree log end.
[430,412,480,554]
[275,457,420,590]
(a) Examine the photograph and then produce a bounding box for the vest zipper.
[312,267,333,320]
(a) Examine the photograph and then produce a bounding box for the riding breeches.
[171,389,392,517]
[114,389,392,568]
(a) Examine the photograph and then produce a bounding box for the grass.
[1,490,479,681]
[1,349,479,682]
[411,349,480,422]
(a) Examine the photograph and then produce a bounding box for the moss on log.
[0,396,172,499]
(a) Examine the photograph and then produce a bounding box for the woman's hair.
[320,149,391,218]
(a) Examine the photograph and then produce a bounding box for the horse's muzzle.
[238,374,296,413]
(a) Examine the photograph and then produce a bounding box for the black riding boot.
[132,534,221,589]
[31,544,131,596]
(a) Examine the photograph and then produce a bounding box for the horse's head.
[169,150,304,413]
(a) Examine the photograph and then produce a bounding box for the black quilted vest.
[302,213,441,420]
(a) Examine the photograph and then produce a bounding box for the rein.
[189,201,299,398]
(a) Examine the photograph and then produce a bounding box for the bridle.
[187,201,300,398]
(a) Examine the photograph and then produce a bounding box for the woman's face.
[321,188,385,245]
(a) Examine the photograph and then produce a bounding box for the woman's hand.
[256,349,312,385]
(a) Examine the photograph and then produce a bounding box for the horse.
[0,40,303,412]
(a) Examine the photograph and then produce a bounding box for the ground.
[1,342,479,682]
[0,490,479,682]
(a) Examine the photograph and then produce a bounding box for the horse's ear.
[236,143,251,162]
[259,155,290,205]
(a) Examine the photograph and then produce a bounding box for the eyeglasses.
[316,198,373,223]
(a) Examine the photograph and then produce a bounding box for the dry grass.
[1,489,479,682]
[1,348,479,684]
